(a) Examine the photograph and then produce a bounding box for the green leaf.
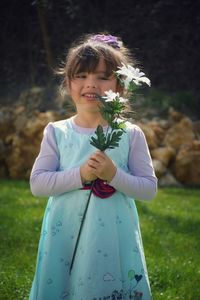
[118,122,126,130]
[104,129,124,149]
[89,125,107,151]
[128,81,139,93]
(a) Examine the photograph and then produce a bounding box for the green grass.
[0,179,200,300]
[0,179,47,300]
[138,188,200,300]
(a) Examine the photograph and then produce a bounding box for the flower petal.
[116,64,151,87]
[119,96,128,103]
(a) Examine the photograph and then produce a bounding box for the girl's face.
[68,58,119,114]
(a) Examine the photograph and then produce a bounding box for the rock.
[193,120,200,139]
[0,164,7,178]
[54,93,76,116]
[164,117,195,151]
[158,119,171,130]
[169,107,184,122]
[0,107,15,140]
[158,171,182,187]
[174,140,200,185]
[22,111,61,139]
[17,87,45,113]
[5,134,39,179]
[14,111,31,133]
[148,121,166,145]
[152,159,167,178]
[5,111,62,179]
[193,140,200,150]
[14,105,26,115]
[151,146,176,166]
[136,122,158,149]
[0,95,199,186]
[0,139,6,161]
[0,139,8,177]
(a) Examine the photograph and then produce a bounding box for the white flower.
[104,90,128,103]
[116,63,151,89]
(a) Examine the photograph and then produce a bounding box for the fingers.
[80,162,97,183]
[89,151,107,163]
[87,151,117,182]
[88,152,106,169]
[88,159,99,169]
[80,151,113,184]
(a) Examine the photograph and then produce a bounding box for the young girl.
[29,33,157,300]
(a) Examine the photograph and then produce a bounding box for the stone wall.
[135,109,200,186]
[0,90,200,186]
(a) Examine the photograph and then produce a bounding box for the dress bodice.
[53,119,130,175]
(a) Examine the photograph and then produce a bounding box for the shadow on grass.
[139,203,200,238]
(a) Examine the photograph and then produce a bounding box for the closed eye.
[74,73,86,79]
[99,76,109,80]
[98,74,113,80]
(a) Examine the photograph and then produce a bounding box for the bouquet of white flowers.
[90,63,151,151]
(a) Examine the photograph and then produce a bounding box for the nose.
[87,83,96,88]
[85,75,97,88]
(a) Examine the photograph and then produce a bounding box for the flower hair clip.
[90,34,122,49]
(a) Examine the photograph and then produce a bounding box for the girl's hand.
[80,161,98,183]
[88,151,117,182]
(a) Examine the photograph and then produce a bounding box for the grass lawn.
[0,179,200,300]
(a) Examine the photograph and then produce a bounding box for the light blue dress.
[29,119,152,300]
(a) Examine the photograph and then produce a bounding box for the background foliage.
[0,0,200,115]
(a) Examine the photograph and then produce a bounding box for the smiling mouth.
[82,93,99,99]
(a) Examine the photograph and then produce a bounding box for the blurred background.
[1,3,200,299]
[0,0,200,184]
[1,0,200,112]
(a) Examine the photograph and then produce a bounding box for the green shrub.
[143,89,199,119]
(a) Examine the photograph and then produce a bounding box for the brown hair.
[57,33,136,95]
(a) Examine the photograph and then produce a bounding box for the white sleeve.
[110,125,157,201]
[30,123,83,197]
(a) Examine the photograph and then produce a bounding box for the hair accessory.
[90,34,122,48]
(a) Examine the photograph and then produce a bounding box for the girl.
[29,33,157,300]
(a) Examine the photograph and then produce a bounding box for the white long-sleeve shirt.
[30,116,157,201]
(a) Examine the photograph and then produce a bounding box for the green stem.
[69,181,94,275]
